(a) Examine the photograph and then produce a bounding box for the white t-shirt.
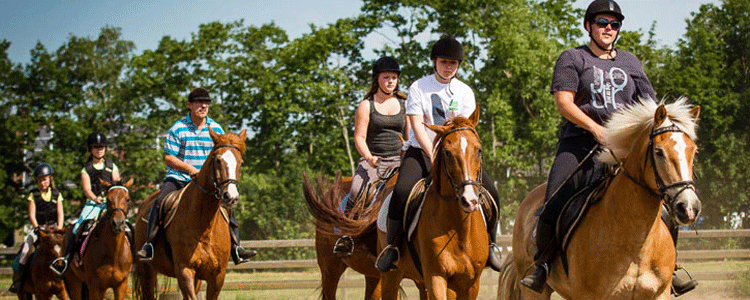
[405,74,476,149]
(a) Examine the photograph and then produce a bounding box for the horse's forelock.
[597,97,698,165]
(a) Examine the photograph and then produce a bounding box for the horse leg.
[86,285,105,300]
[425,275,448,300]
[139,264,158,300]
[379,271,402,300]
[176,268,198,300]
[363,275,382,300]
[203,273,225,300]
[319,256,347,300]
[113,282,128,300]
[65,274,83,300]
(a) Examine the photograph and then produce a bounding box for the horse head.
[599,97,702,226]
[37,227,66,273]
[202,127,247,209]
[425,109,484,213]
[101,178,133,233]
[648,103,702,225]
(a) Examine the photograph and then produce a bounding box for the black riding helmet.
[33,163,54,179]
[188,87,212,102]
[373,56,401,77]
[584,0,624,53]
[87,131,107,148]
[430,36,464,62]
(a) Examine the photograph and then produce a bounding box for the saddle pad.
[375,178,428,240]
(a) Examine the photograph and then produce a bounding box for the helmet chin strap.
[588,30,619,56]
[434,65,453,82]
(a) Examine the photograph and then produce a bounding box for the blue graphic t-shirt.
[550,46,656,139]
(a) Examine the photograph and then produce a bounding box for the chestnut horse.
[378,110,490,300]
[18,226,68,300]
[302,173,385,300]
[498,98,701,300]
[133,128,247,300]
[65,178,134,300]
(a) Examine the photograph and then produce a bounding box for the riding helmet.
[87,131,107,148]
[372,56,401,76]
[188,87,212,102]
[33,163,54,179]
[584,0,624,27]
[430,36,464,62]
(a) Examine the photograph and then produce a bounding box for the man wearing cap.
[136,87,256,265]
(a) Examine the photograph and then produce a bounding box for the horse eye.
[654,148,665,158]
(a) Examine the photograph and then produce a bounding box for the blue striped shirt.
[164,115,224,182]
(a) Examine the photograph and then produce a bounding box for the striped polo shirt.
[164,115,224,182]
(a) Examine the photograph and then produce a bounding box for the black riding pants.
[388,146,501,222]
[539,135,605,224]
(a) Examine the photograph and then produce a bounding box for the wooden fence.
[1,229,748,294]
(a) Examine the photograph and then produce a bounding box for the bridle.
[194,144,241,200]
[438,126,483,199]
[105,185,129,217]
[619,124,696,207]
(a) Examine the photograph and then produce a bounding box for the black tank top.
[31,188,59,226]
[84,159,114,197]
[366,96,405,157]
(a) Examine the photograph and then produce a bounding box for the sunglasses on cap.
[593,18,621,30]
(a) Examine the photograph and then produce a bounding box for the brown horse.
[378,110,490,300]
[498,98,701,300]
[133,128,247,300]
[64,178,134,300]
[303,173,385,300]
[18,226,68,300]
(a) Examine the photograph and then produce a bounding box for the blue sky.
[1,0,718,64]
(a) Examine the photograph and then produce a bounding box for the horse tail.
[497,251,522,300]
[302,172,378,237]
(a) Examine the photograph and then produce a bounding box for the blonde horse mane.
[597,97,698,165]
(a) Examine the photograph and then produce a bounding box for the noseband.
[439,127,483,199]
[194,144,241,200]
[621,124,695,207]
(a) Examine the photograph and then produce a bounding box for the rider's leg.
[51,200,103,275]
[229,209,256,265]
[335,159,375,256]
[375,147,429,272]
[481,170,503,271]
[137,179,182,261]
[661,206,698,296]
[521,136,596,292]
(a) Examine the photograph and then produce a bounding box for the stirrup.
[137,243,154,261]
[50,257,68,275]
[375,244,399,272]
[672,266,698,296]
[520,263,549,293]
[333,235,354,258]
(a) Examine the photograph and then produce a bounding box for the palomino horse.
[18,226,68,300]
[498,98,701,300]
[133,128,247,300]
[378,110,490,300]
[303,173,385,300]
[64,178,134,300]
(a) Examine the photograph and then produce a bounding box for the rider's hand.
[366,156,379,167]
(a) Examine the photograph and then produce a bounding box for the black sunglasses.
[593,18,621,30]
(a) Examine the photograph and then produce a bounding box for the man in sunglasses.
[520,0,698,296]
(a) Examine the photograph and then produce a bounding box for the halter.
[438,126,484,199]
[619,124,695,207]
[194,144,241,200]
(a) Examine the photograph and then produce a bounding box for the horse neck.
[185,182,223,225]
[430,169,485,237]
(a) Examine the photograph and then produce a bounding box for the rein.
[438,126,484,199]
[616,124,695,207]
[194,144,240,200]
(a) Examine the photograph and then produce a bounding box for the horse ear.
[100,178,111,188]
[124,178,134,188]
[208,126,221,143]
[425,123,448,137]
[238,129,247,142]
[469,108,479,127]
[654,104,667,127]
[690,106,701,121]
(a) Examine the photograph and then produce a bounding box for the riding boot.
[485,221,503,272]
[8,264,27,294]
[662,209,698,296]
[137,201,161,261]
[229,211,256,265]
[520,219,556,293]
[375,218,402,272]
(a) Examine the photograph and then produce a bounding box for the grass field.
[0,260,747,299]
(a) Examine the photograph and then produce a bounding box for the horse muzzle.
[670,187,701,226]
[459,186,481,213]
[220,183,240,209]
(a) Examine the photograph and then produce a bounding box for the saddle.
[139,183,230,236]
[551,166,617,274]
[72,218,134,268]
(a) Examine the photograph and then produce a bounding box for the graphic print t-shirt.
[550,46,656,139]
[405,75,476,149]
